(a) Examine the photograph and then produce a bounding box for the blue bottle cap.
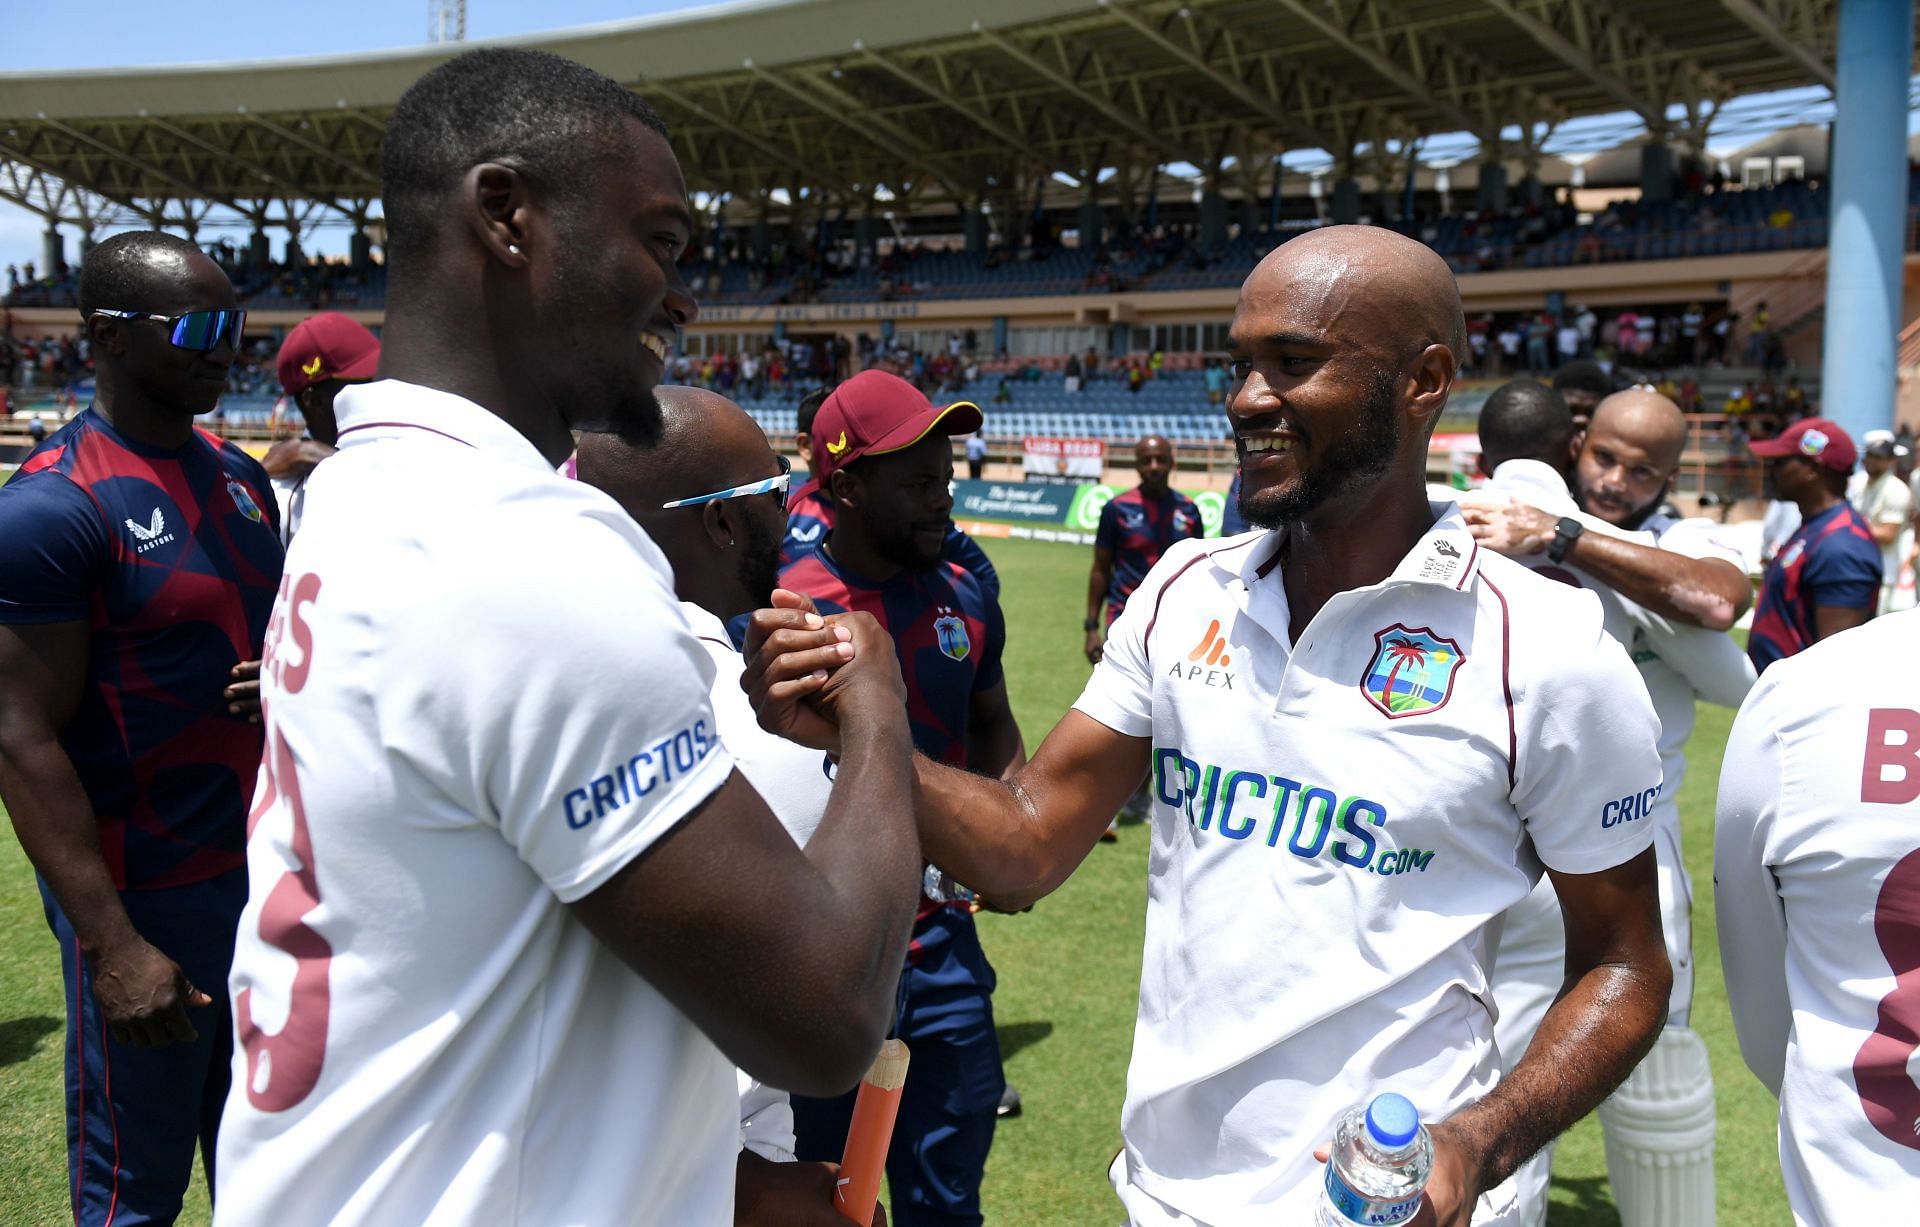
[1365,1093,1421,1149]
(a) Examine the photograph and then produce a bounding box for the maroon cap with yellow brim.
[810,369,984,483]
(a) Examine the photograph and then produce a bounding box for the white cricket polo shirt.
[217,380,739,1227]
[1716,611,1920,1223]
[1074,505,1662,1225]
[682,600,835,1163]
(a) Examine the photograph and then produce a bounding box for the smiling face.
[1224,231,1456,530]
[535,119,696,445]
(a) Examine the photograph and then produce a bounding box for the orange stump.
[833,1039,911,1224]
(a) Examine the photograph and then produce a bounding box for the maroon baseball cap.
[1748,418,1857,474]
[811,370,983,483]
[276,313,380,396]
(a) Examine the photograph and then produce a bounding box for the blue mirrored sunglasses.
[90,307,247,352]
[662,454,792,508]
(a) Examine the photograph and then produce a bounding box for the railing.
[1898,315,1920,376]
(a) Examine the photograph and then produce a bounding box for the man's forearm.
[1085,568,1110,624]
[1446,959,1667,1189]
[0,735,139,955]
[913,756,1059,909]
[1566,533,1750,629]
[803,702,920,976]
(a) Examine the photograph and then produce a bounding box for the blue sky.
[1,1,716,270]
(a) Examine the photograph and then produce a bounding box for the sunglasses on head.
[661,454,793,509]
[89,307,247,353]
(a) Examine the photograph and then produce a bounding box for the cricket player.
[745,226,1670,1225]
[0,233,282,1227]
[576,387,885,1227]
[784,390,1000,593]
[216,49,924,1226]
[1468,383,1755,1225]
[1717,608,1920,1223]
[265,313,376,544]
[776,370,1026,1227]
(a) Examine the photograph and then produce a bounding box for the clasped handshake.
[738,589,908,750]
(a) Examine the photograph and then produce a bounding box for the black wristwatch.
[1083,617,1100,632]
[1547,515,1584,563]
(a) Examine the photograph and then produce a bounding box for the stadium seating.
[12,178,1905,315]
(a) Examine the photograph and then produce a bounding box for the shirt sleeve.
[1094,499,1119,551]
[737,1071,797,1162]
[1872,480,1913,527]
[942,525,1000,597]
[1714,673,1792,1097]
[1652,516,1748,570]
[1507,589,1663,876]
[1182,497,1205,541]
[1075,542,1198,738]
[412,507,735,904]
[1802,532,1881,612]
[973,582,1006,694]
[0,469,108,625]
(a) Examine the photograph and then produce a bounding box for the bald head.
[1589,389,1687,470]
[1226,226,1468,530]
[575,385,789,619]
[1244,225,1468,365]
[1573,388,1687,527]
[577,385,779,514]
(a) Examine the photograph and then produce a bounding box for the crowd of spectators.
[10,173,1884,317]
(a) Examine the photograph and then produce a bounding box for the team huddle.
[0,45,1914,1227]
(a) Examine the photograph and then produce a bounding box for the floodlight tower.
[430,0,467,43]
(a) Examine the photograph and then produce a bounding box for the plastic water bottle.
[921,863,976,906]
[1315,1093,1433,1226]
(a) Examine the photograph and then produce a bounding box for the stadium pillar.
[1639,141,1675,205]
[1477,161,1508,212]
[1200,183,1227,254]
[41,226,65,277]
[1109,320,1131,355]
[1269,157,1284,231]
[1080,192,1103,250]
[1330,178,1360,225]
[249,227,270,270]
[856,203,876,265]
[1820,0,1916,443]
[350,229,372,272]
[993,315,1009,355]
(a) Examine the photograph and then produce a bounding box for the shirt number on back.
[1854,710,1920,1149]
[236,573,333,1111]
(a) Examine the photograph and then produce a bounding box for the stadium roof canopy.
[0,0,1860,240]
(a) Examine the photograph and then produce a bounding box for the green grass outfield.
[0,534,1789,1224]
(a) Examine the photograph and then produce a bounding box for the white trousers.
[1489,809,1695,1226]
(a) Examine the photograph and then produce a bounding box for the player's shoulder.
[1474,549,1611,649]
[0,437,93,518]
[1151,530,1259,590]
[937,554,998,611]
[777,547,848,600]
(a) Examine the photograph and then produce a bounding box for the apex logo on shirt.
[126,508,176,553]
[1168,618,1242,691]
[1360,625,1464,719]
[933,606,972,661]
